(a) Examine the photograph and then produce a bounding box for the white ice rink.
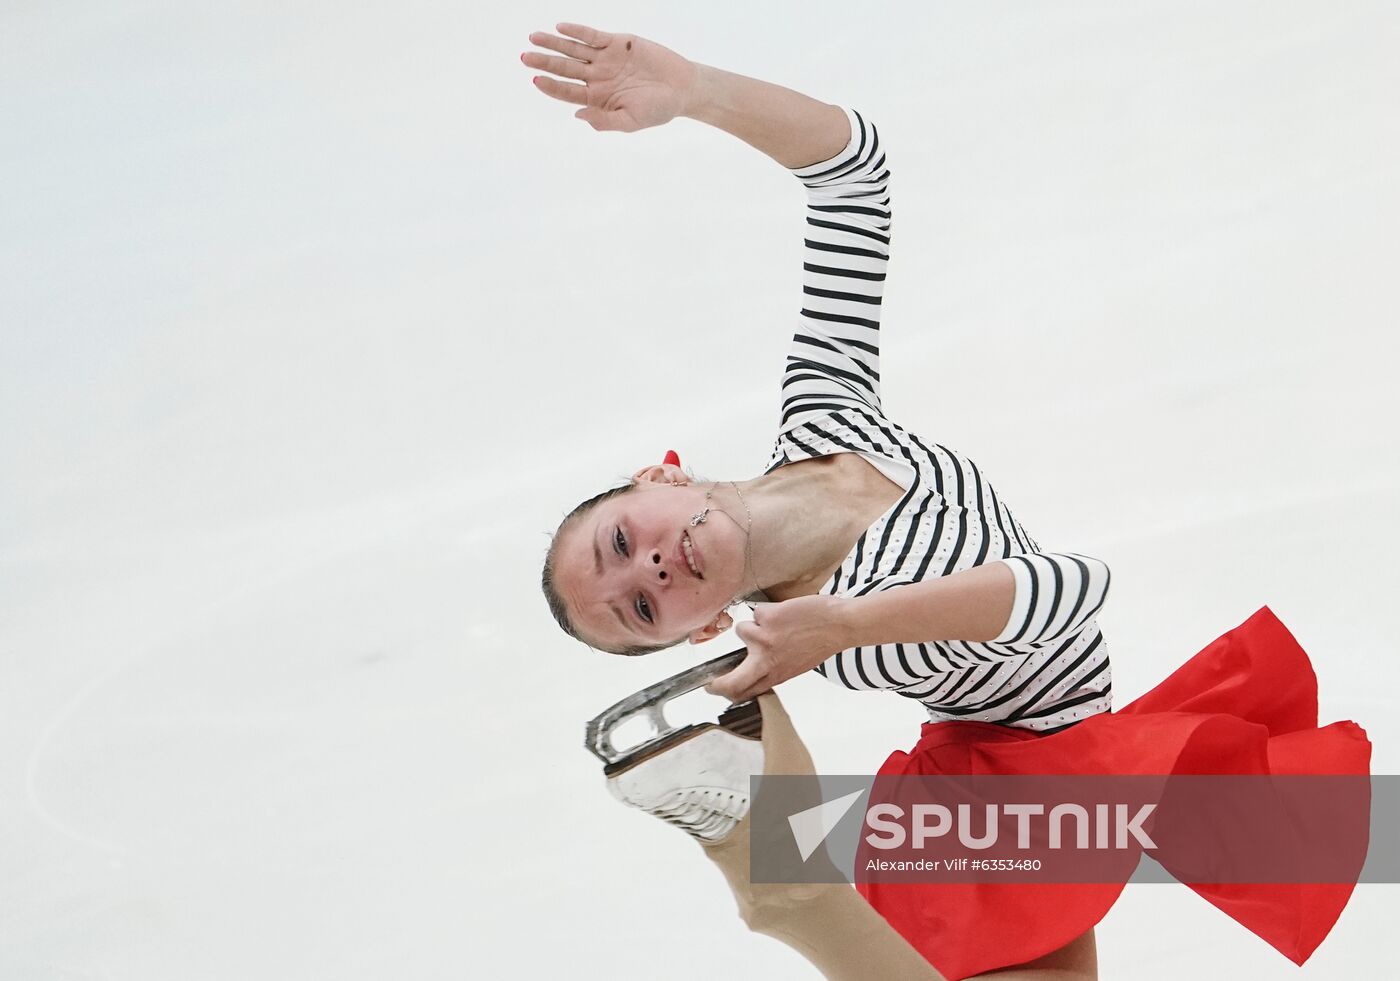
[3,1,1397,978]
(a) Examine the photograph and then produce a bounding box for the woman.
[525,22,1371,980]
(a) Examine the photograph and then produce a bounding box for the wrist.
[680,61,717,120]
[828,594,865,652]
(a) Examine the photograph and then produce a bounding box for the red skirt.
[856,606,1372,980]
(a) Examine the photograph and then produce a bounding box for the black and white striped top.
[767,106,1112,732]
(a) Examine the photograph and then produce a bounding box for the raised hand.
[522,23,698,133]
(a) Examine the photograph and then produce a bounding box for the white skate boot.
[586,650,763,843]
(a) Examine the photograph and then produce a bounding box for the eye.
[614,526,628,557]
[636,596,653,624]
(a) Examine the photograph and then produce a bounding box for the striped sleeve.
[778,106,892,432]
[990,553,1113,646]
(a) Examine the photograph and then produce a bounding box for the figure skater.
[524,22,1372,980]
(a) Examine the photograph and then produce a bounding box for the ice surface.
[2,1,1397,978]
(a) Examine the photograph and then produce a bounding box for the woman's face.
[552,468,748,651]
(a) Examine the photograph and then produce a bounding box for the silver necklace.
[689,481,758,605]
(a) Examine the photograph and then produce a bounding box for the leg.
[697,692,945,981]
[973,927,1097,980]
[609,689,1098,981]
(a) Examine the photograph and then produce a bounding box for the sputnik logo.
[787,789,866,861]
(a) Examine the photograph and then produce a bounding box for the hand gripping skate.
[585,649,764,843]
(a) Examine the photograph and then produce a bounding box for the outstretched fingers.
[532,74,588,107]
[527,31,596,63]
[555,22,614,48]
[522,50,591,82]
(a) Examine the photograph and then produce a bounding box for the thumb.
[574,107,612,130]
[706,654,765,702]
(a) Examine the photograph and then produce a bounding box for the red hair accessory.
[663,450,681,468]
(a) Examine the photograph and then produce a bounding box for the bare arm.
[523,22,849,168]
[837,562,1018,647]
[683,63,850,169]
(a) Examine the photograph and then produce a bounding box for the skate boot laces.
[606,723,764,843]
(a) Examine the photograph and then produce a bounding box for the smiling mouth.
[681,530,703,580]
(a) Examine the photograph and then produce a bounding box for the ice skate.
[585,649,763,843]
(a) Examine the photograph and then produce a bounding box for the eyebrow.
[594,522,635,639]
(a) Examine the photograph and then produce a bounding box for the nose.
[646,546,670,586]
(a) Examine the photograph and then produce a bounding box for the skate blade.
[584,648,758,769]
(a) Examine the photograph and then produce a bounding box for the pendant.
[689,507,709,527]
